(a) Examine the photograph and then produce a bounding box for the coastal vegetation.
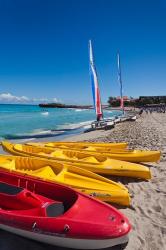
[108,96,166,107]
[39,103,93,109]
[38,96,166,109]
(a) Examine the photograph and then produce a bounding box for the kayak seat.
[0,182,23,195]
[46,202,64,217]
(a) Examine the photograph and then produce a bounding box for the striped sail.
[117,53,124,110]
[89,40,103,120]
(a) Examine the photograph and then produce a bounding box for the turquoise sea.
[0,104,123,249]
[0,104,122,141]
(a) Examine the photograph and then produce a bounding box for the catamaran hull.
[0,224,129,249]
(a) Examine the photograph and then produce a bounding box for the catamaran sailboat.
[117,52,136,122]
[88,40,115,130]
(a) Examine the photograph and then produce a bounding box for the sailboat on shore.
[88,40,115,130]
[117,52,136,122]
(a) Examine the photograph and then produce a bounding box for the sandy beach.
[0,112,166,250]
[64,112,166,250]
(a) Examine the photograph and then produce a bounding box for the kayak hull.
[83,161,151,179]
[0,224,129,249]
[37,141,128,150]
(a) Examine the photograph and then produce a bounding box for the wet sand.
[0,112,166,250]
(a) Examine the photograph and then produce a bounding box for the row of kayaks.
[1,141,154,179]
[19,141,160,163]
[0,140,161,248]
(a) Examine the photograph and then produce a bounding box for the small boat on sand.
[27,141,161,163]
[0,154,130,206]
[0,169,131,249]
[89,40,117,130]
[34,141,128,150]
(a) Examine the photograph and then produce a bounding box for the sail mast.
[89,40,103,121]
[117,52,124,114]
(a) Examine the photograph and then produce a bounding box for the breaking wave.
[3,129,64,140]
[41,111,49,116]
[2,120,93,140]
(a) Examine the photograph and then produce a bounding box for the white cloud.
[0,92,58,104]
[0,93,30,103]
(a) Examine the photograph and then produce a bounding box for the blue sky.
[0,0,166,104]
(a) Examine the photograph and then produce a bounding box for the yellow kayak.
[0,154,130,206]
[34,141,128,151]
[2,141,151,179]
[28,142,160,163]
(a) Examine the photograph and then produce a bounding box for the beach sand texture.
[65,112,166,250]
[0,112,166,250]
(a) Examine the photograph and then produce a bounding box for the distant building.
[139,96,166,104]
[116,96,132,101]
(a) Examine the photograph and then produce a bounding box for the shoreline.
[0,112,165,249]
[0,104,135,142]
[60,112,165,153]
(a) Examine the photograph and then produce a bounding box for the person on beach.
[139,109,143,116]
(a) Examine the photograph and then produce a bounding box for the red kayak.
[0,169,131,249]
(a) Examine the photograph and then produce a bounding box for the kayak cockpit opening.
[0,171,79,215]
[0,181,76,217]
[0,182,23,195]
